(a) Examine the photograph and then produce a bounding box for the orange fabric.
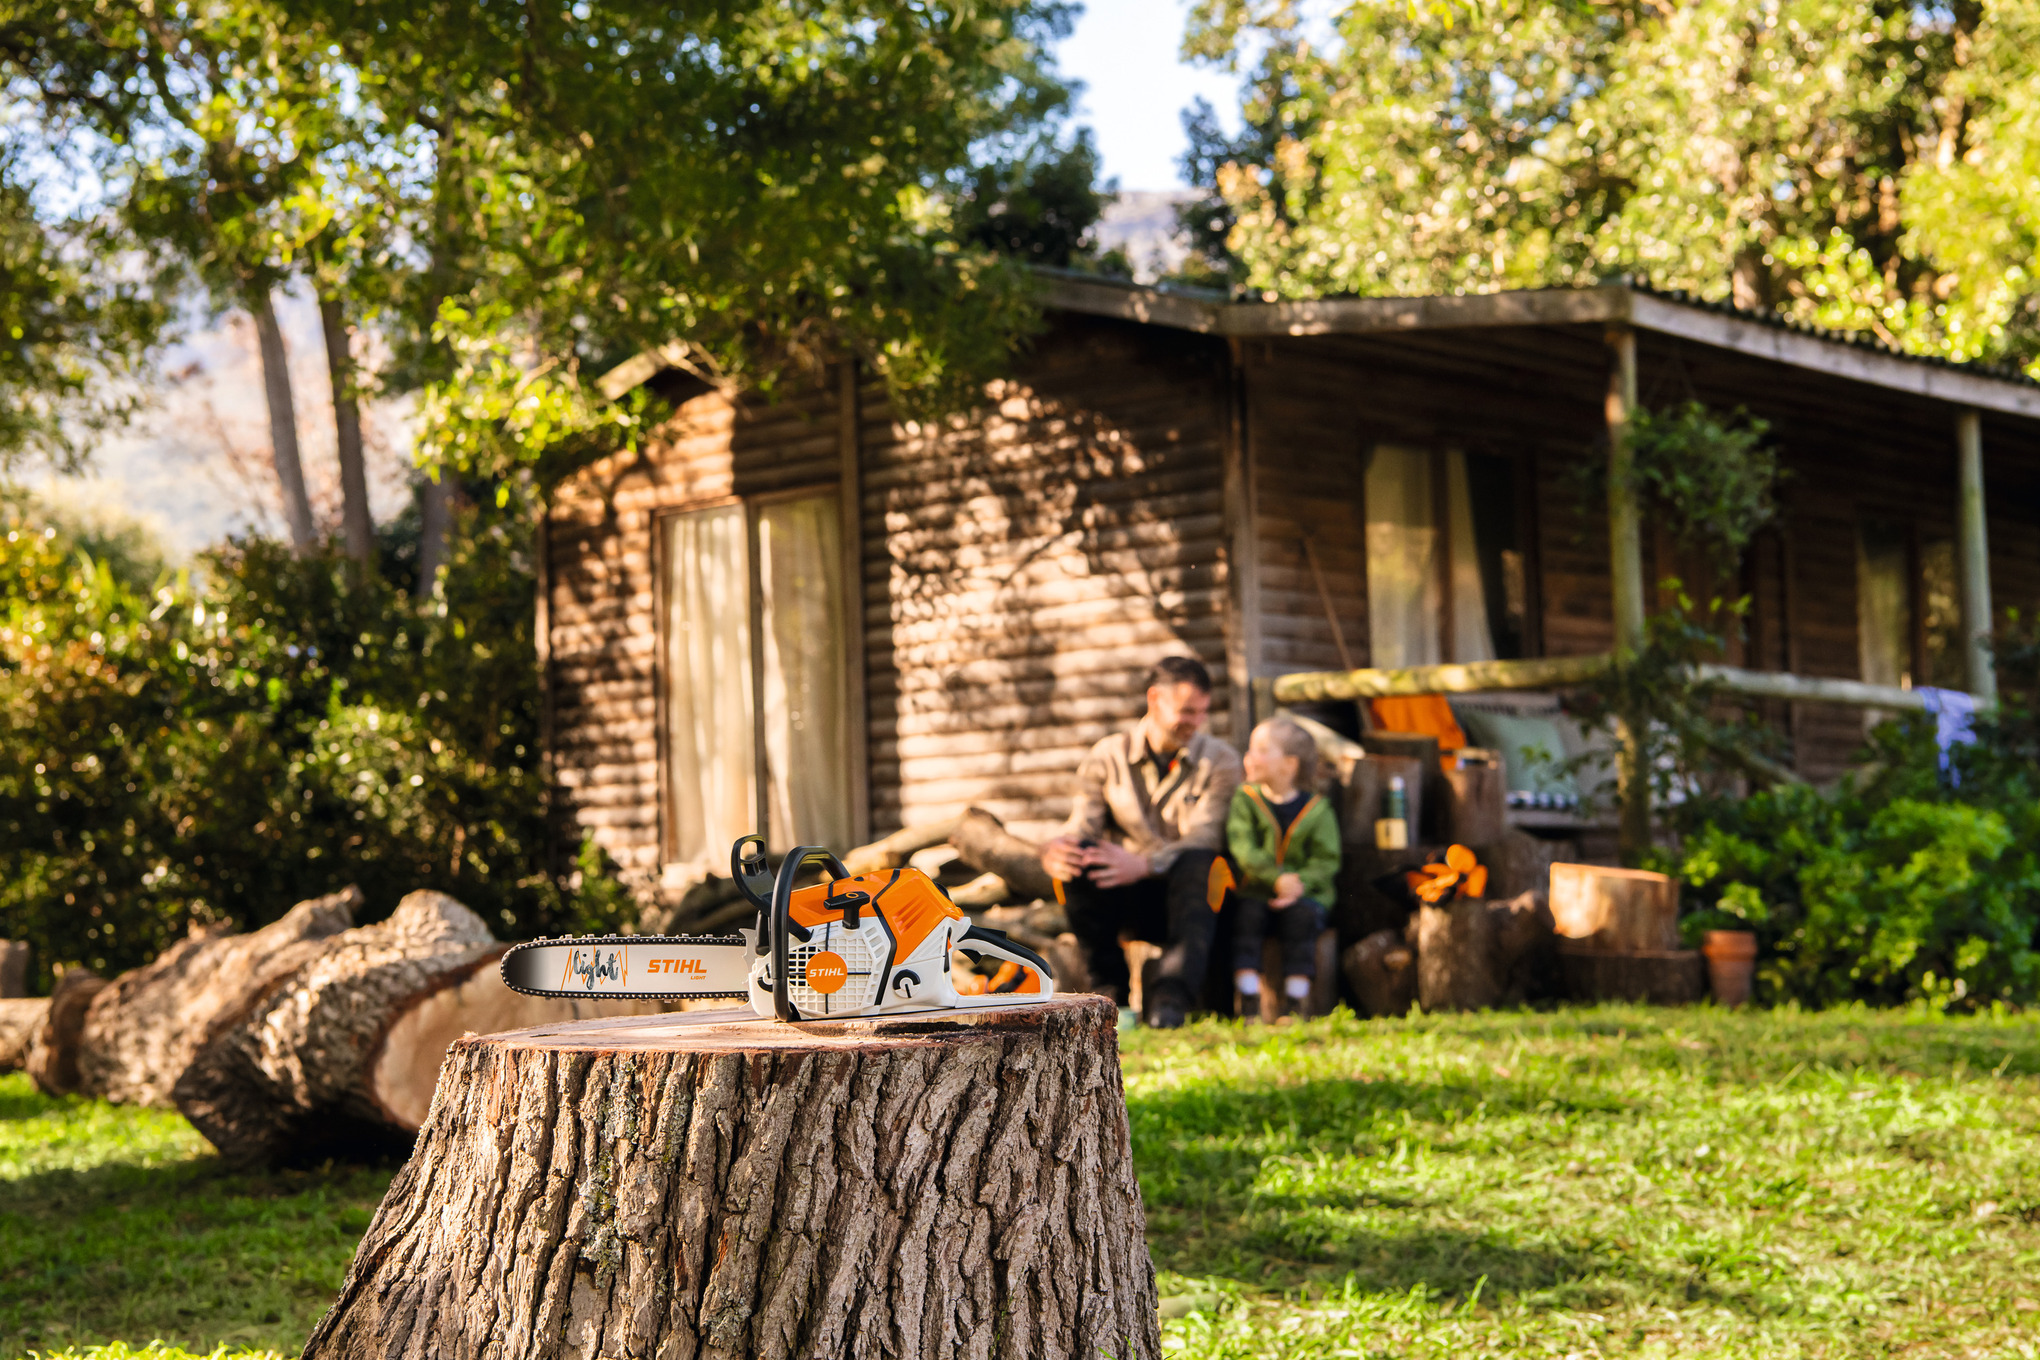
[1370,694,1467,752]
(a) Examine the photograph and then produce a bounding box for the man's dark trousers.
[1062,848,1221,1011]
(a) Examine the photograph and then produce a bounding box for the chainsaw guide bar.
[500,934,753,1000]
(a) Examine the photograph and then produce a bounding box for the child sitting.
[1226,717,1341,1019]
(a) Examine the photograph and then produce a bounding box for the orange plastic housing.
[787,870,966,959]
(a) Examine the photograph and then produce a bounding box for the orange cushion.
[1370,694,1467,752]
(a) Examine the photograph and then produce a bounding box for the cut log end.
[305,994,1160,1360]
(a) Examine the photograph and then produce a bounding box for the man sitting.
[1039,656,1243,1028]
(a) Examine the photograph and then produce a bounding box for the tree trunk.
[303,995,1159,1360]
[173,889,499,1162]
[950,806,1056,903]
[320,292,375,574]
[25,969,106,1095]
[251,286,316,554]
[76,888,360,1106]
[415,470,460,598]
[0,998,49,1072]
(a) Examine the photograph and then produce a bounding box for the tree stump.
[0,938,29,997]
[1341,929,1417,1018]
[303,994,1159,1360]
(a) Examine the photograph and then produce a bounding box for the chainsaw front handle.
[770,844,850,1022]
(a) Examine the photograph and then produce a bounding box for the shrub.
[0,494,630,989]
[1673,717,2040,1010]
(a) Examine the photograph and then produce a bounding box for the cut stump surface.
[304,993,1158,1360]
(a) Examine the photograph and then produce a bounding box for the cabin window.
[1365,445,1520,667]
[659,492,852,869]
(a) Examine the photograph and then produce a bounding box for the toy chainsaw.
[500,835,1054,1021]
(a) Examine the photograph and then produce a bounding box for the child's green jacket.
[1225,785,1342,904]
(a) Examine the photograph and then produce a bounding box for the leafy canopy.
[1184,0,2040,372]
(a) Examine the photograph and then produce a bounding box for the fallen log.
[841,815,963,875]
[78,888,359,1107]
[362,952,716,1129]
[0,997,49,1072]
[26,969,106,1096]
[173,889,499,1163]
[950,806,1056,903]
[302,996,1160,1360]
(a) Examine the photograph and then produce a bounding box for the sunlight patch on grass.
[1128,1005,2040,1358]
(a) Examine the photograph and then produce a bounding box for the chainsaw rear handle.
[952,925,1056,1007]
[770,843,850,1023]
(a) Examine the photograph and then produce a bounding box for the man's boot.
[1145,979,1190,1030]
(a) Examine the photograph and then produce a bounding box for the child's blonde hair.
[1254,716,1318,788]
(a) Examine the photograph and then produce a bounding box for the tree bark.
[251,286,316,554]
[76,888,359,1106]
[415,470,460,598]
[0,998,49,1072]
[320,291,375,574]
[303,995,1159,1360]
[173,889,499,1162]
[949,806,1056,903]
[25,969,106,1095]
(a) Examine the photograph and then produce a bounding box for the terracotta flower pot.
[1701,929,1758,1008]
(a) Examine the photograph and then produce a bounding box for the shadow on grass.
[0,1148,398,1356]
[1129,1074,1699,1307]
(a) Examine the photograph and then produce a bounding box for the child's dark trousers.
[1231,894,1326,977]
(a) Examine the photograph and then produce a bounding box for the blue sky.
[1054,0,1245,191]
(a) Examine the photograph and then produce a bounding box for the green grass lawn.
[7,1004,2040,1358]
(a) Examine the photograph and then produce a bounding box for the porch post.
[1956,409,1996,704]
[1606,324,1649,860]
[1606,325,1646,653]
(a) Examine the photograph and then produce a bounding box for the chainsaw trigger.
[823,888,871,928]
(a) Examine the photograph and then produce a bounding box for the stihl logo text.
[803,950,849,995]
[645,958,709,977]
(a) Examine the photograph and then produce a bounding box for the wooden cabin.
[543,274,2040,906]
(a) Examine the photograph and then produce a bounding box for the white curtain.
[1366,445,1442,668]
[662,505,757,869]
[1858,526,1911,688]
[1446,450,1496,664]
[1366,446,1494,666]
[759,495,851,852]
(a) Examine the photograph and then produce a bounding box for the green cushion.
[1454,709,1578,799]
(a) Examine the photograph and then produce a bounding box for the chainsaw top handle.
[769,843,850,1023]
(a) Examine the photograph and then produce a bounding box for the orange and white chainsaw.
[501,835,1055,1021]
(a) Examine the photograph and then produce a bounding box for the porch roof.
[1037,271,2040,424]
